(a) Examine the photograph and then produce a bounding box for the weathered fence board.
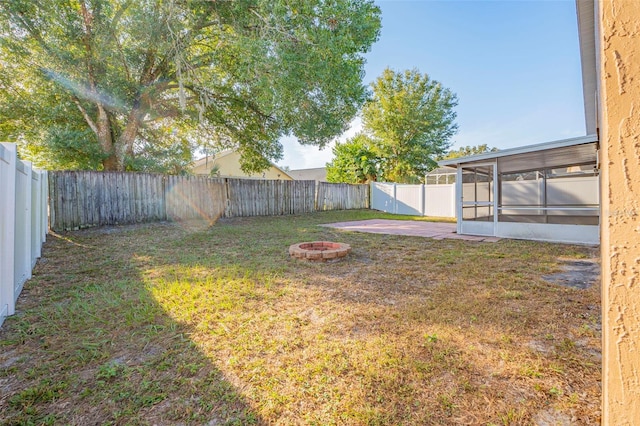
[49,172,371,232]
[316,182,370,211]
[225,178,315,217]
[49,172,230,231]
[165,175,226,223]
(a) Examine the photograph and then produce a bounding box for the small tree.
[363,68,458,183]
[326,133,378,183]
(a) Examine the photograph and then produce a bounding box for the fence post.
[0,143,16,321]
[420,184,425,216]
[42,171,47,235]
[41,171,48,241]
[314,181,319,211]
[48,172,56,232]
[450,184,456,218]
[424,184,429,216]
[31,170,40,263]
[18,160,33,284]
[393,183,397,214]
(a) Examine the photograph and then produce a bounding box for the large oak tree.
[0,0,380,172]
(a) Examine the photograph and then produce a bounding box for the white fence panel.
[395,184,424,216]
[14,160,32,300]
[425,184,456,217]
[0,143,48,327]
[31,170,48,262]
[0,143,17,326]
[371,182,396,213]
[547,175,599,212]
[371,182,456,218]
[501,180,543,216]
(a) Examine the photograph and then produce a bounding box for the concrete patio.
[320,219,501,242]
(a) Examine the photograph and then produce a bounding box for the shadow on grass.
[0,224,262,425]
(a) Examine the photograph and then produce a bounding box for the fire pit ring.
[289,241,351,262]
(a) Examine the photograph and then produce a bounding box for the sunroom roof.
[438,134,598,173]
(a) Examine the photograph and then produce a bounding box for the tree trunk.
[95,105,119,170]
[102,153,119,171]
[114,105,144,171]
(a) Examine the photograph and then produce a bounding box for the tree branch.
[111,0,132,26]
[78,0,101,97]
[72,97,99,135]
[248,8,305,44]
[11,13,60,62]
[109,29,132,82]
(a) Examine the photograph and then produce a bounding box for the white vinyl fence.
[371,182,456,218]
[500,176,599,215]
[0,143,48,327]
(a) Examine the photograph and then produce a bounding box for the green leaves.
[0,0,381,172]
[327,68,458,184]
[363,68,458,183]
[326,133,379,183]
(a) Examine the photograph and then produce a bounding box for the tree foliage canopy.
[326,133,378,183]
[0,0,381,172]
[326,68,458,183]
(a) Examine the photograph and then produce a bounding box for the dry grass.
[0,210,601,425]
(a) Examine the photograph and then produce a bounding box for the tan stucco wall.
[599,0,640,422]
[193,151,292,180]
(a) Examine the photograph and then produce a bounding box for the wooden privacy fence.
[0,143,48,327]
[316,182,369,211]
[49,172,367,231]
[225,178,315,217]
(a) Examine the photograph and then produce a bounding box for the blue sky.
[278,0,586,170]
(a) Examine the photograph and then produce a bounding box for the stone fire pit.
[289,241,351,262]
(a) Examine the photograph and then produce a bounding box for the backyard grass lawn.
[0,210,600,425]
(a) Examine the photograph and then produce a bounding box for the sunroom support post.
[455,166,462,234]
[543,169,548,224]
[496,160,502,224]
[492,161,498,232]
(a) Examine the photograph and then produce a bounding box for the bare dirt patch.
[543,257,600,289]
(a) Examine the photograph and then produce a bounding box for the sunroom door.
[458,162,497,237]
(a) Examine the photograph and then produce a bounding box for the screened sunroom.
[438,135,599,244]
[425,167,457,185]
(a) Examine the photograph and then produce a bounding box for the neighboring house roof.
[287,167,327,182]
[192,150,293,180]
